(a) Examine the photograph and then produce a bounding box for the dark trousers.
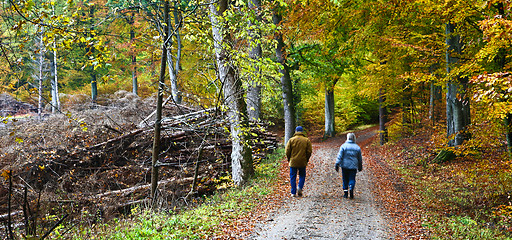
[290,167,306,195]
[341,168,357,190]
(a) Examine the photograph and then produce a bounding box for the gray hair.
[347,133,356,142]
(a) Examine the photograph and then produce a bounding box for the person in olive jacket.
[335,132,363,199]
[285,126,313,197]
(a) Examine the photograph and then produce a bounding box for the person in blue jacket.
[335,132,363,199]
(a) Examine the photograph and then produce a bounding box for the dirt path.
[250,127,391,239]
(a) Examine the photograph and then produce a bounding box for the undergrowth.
[384,124,512,239]
[60,148,284,239]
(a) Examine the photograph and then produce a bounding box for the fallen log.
[141,108,216,129]
[86,129,144,150]
[110,199,150,212]
[0,210,22,221]
[86,130,186,152]
[91,177,195,200]
[138,95,175,128]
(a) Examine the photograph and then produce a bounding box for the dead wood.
[0,94,280,231]
[86,129,144,150]
[91,177,195,200]
[0,211,22,222]
[138,95,175,128]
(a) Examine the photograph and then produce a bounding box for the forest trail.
[250,127,391,239]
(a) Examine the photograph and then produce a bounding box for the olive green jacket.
[285,132,312,167]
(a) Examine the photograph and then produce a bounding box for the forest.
[1,0,512,239]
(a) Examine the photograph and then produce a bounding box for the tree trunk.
[247,0,263,121]
[91,73,97,103]
[505,114,512,153]
[273,9,296,144]
[51,5,60,113]
[210,0,254,186]
[166,52,181,104]
[37,29,44,119]
[174,5,182,104]
[379,88,388,145]
[324,87,335,138]
[428,64,441,122]
[445,22,470,147]
[89,5,97,104]
[429,82,442,122]
[166,4,182,104]
[151,0,170,204]
[131,26,138,95]
[494,3,512,154]
[51,42,60,113]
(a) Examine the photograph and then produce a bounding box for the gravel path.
[250,128,391,239]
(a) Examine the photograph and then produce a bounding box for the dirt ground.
[249,127,392,239]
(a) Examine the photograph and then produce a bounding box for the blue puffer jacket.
[335,140,362,171]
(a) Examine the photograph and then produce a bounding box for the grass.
[60,148,284,239]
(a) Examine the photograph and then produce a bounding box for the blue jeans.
[342,168,357,190]
[290,167,306,195]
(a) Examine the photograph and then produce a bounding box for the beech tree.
[445,22,471,146]
[209,0,254,185]
[246,0,263,121]
[273,5,295,144]
[470,2,512,153]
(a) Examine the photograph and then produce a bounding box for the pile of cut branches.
[0,93,279,238]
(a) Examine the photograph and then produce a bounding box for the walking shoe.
[291,193,297,197]
[297,188,303,197]
[343,190,348,198]
[349,189,354,199]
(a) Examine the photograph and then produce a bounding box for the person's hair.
[347,133,356,142]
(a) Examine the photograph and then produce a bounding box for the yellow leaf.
[1,170,11,180]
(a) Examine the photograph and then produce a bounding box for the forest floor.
[242,126,429,239]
